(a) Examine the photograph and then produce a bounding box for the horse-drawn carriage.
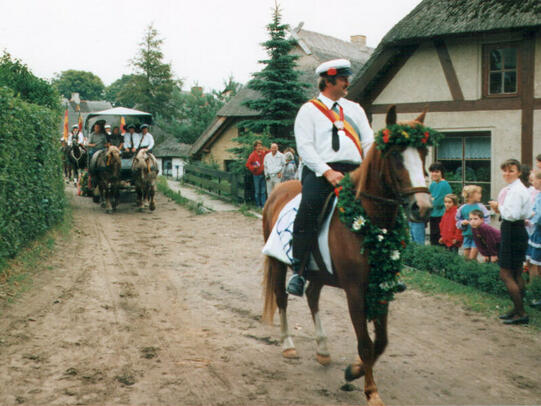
[83,107,158,212]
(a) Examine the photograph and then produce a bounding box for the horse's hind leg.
[275,261,296,358]
[149,183,156,211]
[306,281,330,365]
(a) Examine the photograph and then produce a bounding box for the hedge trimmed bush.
[402,244,508,297]
[0,86,64,268]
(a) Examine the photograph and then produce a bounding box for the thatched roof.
[153,137,191,158]
[349,0,541,99]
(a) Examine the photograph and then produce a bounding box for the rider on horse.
[287,59,375,296]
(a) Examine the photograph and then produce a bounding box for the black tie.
[331,102,340,152]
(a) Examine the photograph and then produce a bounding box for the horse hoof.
[367,392,385,406]
[100,203,106,208]
[282,348,298,359]
[345,363,364,382]
[316,353,331,366]
[106,209,112,214]
[149,204,156,211]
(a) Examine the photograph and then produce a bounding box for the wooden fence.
[182,164,246,203]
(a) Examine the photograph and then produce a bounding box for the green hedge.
[402,244,508,297]
[0,87,64,268]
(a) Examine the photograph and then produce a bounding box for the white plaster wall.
[534,110,541,161]
[156,157,186,178]
[374,42,452,104]
[535,34,541,99]
[445,39,481,101]
[371,109,522,194]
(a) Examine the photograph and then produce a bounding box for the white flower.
[381,228,387,234]
[390,250,401,261]
[352,215,365,231]
[377,234,384,241]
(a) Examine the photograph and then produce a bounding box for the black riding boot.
[286,232,313,296]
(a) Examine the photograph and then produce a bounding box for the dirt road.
[1,187,540,405]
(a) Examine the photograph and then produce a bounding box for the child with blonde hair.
[456,185,490,260]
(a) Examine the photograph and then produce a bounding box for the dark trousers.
[253,174,266,208]
[429,216,442,245]
[292,163,358,265]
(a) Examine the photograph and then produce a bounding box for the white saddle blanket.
[262,193,336,273]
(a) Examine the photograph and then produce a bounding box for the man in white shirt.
[68,125,85,146]
[287,59,374,296]
[123,124,139,155]
[264,143,285,196]
[138,124,155,151]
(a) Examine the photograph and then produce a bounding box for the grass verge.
[157,177,208,215]
[0,194,73,307]
[401,266,541,331]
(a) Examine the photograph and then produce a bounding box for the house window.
[162,158,173,177]
[483,43,519,96]
[435,132,491,203]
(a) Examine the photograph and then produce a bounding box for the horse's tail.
[262,256,278,325]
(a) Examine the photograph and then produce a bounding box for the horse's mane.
[352,145,383,198]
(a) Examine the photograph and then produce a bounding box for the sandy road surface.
[0,187,540,405]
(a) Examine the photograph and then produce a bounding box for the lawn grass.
[402,266,541,331]
[156,176,208,215]
[0,194,73,308]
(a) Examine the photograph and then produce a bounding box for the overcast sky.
[0,0,422,92]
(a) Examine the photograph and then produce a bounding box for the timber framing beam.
[520,32,535,167]
[434,39,464,101]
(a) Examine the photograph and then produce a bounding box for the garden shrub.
[402,244,508,297]
[0,86,64,268]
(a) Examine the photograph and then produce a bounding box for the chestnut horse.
[132,149,158,211]
[262,107,432,406]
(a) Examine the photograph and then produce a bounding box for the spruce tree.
[240,3,309,147]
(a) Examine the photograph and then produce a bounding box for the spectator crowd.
[409,154,541,325]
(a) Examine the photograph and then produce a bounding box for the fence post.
[231,173,239,203]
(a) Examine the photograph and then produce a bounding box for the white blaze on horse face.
[402,147,432,214]
[402,147,426,188]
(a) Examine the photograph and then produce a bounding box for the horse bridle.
[357,147,429,206]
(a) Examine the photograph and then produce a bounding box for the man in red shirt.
[246,140,268,208]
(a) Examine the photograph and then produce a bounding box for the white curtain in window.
[437,138,462,159]
[465,137,491,159]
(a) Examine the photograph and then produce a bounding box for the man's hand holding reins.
[324,169,344,186]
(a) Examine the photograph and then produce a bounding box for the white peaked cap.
[315,59,352,76]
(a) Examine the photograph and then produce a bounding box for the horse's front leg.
[105,182,113,213]
[112,181,120,211]
[99,182,106,208]
[306,281,330,365]
[135,184,144,211]
[274,261,296,358]
[344,285,384,406]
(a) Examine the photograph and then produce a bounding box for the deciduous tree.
[52,69,105,101]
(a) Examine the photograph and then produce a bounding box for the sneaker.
[286,274,305,297]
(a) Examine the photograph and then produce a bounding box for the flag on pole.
[78,113,83,132]
[63,109,69,141]
[120,116,126,134]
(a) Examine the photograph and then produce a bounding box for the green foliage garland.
[375,123,443,152]
[336,174,410,320]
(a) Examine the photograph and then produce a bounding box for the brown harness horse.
[94,146,121,213]
[261,107,432,406]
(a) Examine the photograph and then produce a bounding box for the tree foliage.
[52,69,105,100]
[240,3,309,146]
[105,74,136,106]
[157,86,224,144]
[0,52,60,111]
[119,24,180,118]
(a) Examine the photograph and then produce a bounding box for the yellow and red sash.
[309,98,363,158]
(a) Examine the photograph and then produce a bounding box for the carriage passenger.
[287,59,375,296]
[138,124,155,152]
[123,124,138,155]
[87,121,107,159]
[107,126,124,149]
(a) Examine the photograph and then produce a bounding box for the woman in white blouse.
[489,159,533,325]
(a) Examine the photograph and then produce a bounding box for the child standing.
[428,162,452,245]
[526,169,541,307]
[469,209,500,263]
[456,185,490,260]
[489,159,532,325]
[439,193,462,252]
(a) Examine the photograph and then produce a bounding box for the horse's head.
[375,105,442,222]
[106,146,121,167]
